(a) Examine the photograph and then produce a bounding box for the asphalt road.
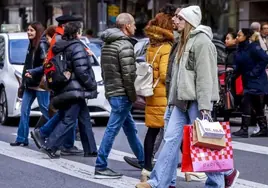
[0,118,267,188]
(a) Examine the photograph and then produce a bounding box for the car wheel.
[94,117,109,126]
[0,88,8,125]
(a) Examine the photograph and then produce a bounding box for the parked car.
[75,36,111,125]
[80,37,102,62]
[0,27,110,125]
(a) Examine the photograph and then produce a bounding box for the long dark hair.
[28,22,45,51]
[241,28,254,41]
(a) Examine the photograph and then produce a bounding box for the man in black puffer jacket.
[41,22,98,158]
[94,13,144,179]
[51,40,98,108]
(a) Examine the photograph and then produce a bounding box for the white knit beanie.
[178,6,202,28]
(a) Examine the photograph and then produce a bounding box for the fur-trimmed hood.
[144,25,174,43]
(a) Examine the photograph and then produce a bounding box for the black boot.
[251,116,268,137]
[232,115,249,138]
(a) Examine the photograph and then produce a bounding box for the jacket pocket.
[178,69,196,100]
[185,51,195,71]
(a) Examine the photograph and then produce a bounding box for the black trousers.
[144,128,160,171]
[242,94,265,117]
[45,99,97,153]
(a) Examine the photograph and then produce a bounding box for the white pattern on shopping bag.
[189,122,234,172]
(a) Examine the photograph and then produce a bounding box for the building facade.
[0,0,268,36]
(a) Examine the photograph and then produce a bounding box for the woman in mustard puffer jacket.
[141,12,174,181]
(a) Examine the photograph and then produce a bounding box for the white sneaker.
[253,124,260,134]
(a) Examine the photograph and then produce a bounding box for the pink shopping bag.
[189,122,234,172]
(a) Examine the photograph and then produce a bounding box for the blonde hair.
[177,22,194,62]
[250,32,260,42]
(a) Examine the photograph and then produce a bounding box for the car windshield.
[86,43,101,58]
[9,39,29,65]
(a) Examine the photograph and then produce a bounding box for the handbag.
[193,120,226,150]
[235,75,243,95]
[17,85,25,99]
[38,76,50,91]
[182,122,234,173]
[195,115,225,139]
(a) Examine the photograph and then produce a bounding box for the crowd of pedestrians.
[8,2,268,188]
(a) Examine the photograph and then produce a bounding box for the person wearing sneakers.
[94,13,144,179]
[139,11,174,182]
[136,5,239,188]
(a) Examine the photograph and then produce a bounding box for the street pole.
[100,0,105,32]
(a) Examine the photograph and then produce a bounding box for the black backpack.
[44,51,71,91]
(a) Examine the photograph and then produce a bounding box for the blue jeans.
[39,111,76,149]
[45,99,97,153]
[148,102,227,188]
[163,105,177,187]
[95,96,144,170]
[16,89,50,144]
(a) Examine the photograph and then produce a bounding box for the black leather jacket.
[22,36,48,88]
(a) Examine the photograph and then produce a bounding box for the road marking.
[0,141,139,188]
[10,133,268,187]
[74,141,268,187]
[232,141,268,155]
[11,133,268,156]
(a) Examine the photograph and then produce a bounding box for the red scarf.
[45,26,64,64]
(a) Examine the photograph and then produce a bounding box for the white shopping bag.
[196,117,225,139]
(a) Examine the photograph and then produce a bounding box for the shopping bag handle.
[201,111,214,122]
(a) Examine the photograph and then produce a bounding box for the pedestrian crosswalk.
[2,133,268,188]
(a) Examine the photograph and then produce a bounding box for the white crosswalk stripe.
[4,134,268,188]
[0,141,138,188]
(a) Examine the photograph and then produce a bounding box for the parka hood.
[101,28,137,45]
[190,25,213,40]
[52,39,81,54]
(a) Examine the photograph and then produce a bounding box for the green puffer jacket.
[100,28,137,102]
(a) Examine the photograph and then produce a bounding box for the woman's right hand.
[25,72,32,78]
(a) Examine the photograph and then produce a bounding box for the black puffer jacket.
[51,39,97,109]
[101,28,137,102]
[22,38,47,88]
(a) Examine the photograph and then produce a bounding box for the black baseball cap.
[55,15,83,25]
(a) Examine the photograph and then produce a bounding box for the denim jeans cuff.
[16,137,28,144]
[147,180,156,188]
[39,129,47,138]
[95,166,107,171]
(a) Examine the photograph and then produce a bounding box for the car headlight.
[97,80,104,86]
